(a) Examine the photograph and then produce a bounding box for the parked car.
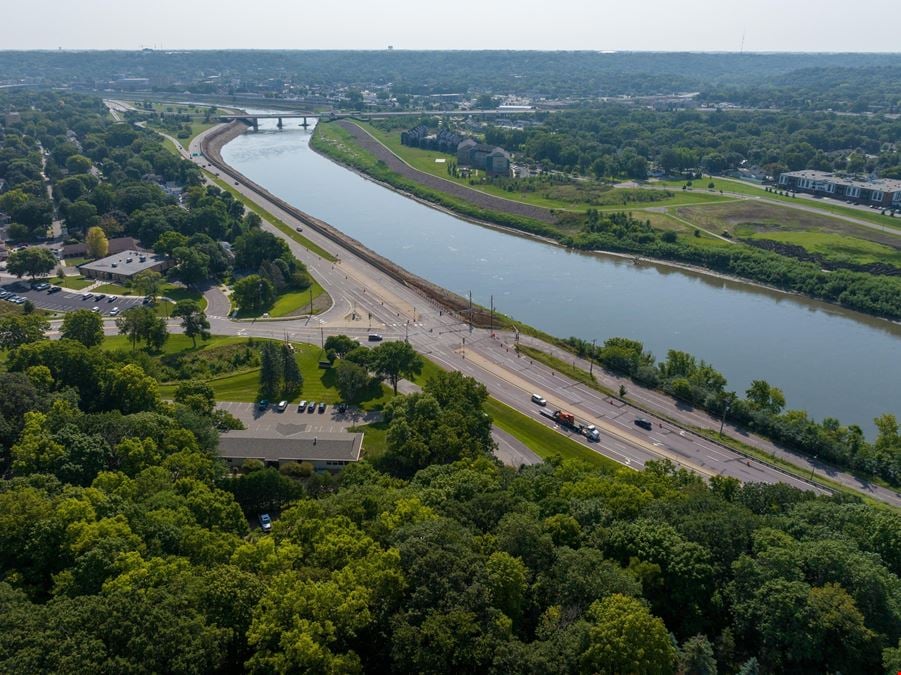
[91,306,100,313]
[259,513,272,533]
[298,400,307,411]
[107,295,116,302]
[634,418,653,431]
[258,399,269,411]
[47,286,62,294]
[81,293,92,301]
[93,293,106,300]
[318,402,326,413]
[307,401,317,412]
[336,402,347,413]
[276,400,288,412]
[109,307,120,316]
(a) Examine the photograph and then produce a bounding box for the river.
[221,118,901,436]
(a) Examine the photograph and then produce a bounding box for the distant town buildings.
[456,139,511,177]
[400,124,511,176]
[777,170,901,208]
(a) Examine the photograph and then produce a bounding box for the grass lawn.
[349,420,389,461]
[101,333,247,356]
[63,257,91,267]
[484,397,620,471]
[159,341,392,410]
[267,281,327,318]
[92,282,131,295]
[744,230,901,267]
[50,275,93,290]
[652,175,901,231]
[673,200,901,265]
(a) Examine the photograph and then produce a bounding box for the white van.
[531,393,547,407]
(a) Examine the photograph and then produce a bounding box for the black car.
[47,286,62,294]
[634,418,653,431]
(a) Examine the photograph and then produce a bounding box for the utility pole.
[468,290,472,332]
[320,326,324,350]
[490,295,494,336]
[589,338,596,376]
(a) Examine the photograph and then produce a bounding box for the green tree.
[61,309,104,347]
[65,154,92,174]
[335,359,370,403]
[484,551,528,625]
[258,342,282,400]
[324,334,358,358]
[580,594,677,675]
[6,247,56,280]
[281,345,302,398]
[175,381,217,416]
[84,226,108,259]
[65,201,99,234]
[132,269,163,304]
[115,306,167,352]
[172,300,210,348]
[171,246,211,285]
[153,230,189,256]
[0,314,49,350]
[372,340,423,394]
[102,364,160,414]
[679,634,717,675]
[745,379,786,415]
[232,274,275,315]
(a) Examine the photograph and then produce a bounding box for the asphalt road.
[61,113,893,506]
[180,125,851,499]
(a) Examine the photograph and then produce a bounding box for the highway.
[174,123,868,499]
[91,110,900,505]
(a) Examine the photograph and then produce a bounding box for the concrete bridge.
[220,107,546,130]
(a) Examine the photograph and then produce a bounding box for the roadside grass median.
[484,397,621,472]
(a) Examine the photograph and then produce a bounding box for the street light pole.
[589,338,596,377]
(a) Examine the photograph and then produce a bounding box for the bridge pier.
[277,117,283,129]
[300,116,309,128]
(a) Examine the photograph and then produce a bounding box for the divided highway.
[102,117,896,505]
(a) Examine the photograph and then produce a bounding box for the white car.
[276,400,288,412]
[91,306,100,313]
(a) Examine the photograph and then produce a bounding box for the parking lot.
[0,281,146,316]
[217,401,381,433]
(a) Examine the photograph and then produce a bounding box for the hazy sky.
[3,0,899,52]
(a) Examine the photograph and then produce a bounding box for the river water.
[222,118,900,436]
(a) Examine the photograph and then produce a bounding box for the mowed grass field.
[650,175,901,231]
[672,200,901,267]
